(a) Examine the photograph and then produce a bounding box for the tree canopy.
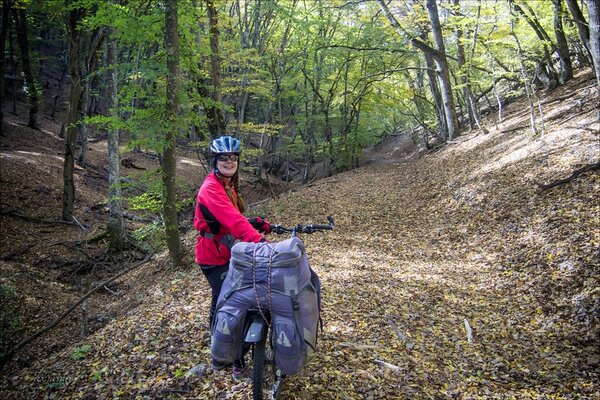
[1,0,597,259]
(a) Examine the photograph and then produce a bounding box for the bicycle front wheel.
[252,333,271,400]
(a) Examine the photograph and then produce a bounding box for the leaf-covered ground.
[1,73,599,399]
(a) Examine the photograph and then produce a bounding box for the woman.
[193,135,270,380]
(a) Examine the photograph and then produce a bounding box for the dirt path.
[277,131,598,398]
[1,72,598,399]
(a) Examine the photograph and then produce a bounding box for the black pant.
[200,263,247,368]
[200,263,229,329]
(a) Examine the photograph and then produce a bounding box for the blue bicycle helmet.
[210,136,241,156]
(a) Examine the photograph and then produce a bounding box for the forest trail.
[1,71,599,399]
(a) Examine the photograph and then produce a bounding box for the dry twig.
[0,256,152,369]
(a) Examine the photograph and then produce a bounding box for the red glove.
[248,216,271,234]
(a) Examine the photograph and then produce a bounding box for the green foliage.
[72,344,91,360]
[123,169,164,216]
[121,167,193,252]
[173,368,186,378]
[229,122,283,138]
[130,191,163,214]
[92,369,102,382]
[284,138,308,160]
[47,379,67,391]
[29,0,587,185]
[0,284,21,356]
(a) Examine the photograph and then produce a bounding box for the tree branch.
[0,256,152,369]
[318,44,411,54]
[537,162,600,192]
[0,210,87,228]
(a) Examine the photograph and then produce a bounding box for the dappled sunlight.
[1,0,598,396]
[4,113,597,398]
[39,128,63,140]
[324,321,356,336]
[178,157,202,167]
[0,150,64,164]
[478,131,596,178]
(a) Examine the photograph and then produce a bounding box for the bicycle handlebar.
[270,216,334,235]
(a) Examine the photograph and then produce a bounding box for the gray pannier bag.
[210,237,321,376]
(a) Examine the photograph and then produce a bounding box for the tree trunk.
[0,0,15,136]
[15,7,39,129]
[404,71,440,144]
[586,0,600,89]
[352,101,362,168]
[426,0,459,140]
[460,0,488,134]
[377,0,449,139]
[63,6,84,221]
[420,28,446,138]
[552,0,573,84]
[106,27,125,251]
[77,67,91,165]
[323,108,334,176]
[9,15,18,115]
[565,0,593,66]
[164,0,182,267]
[77,27,106,166]
[302,74,314,184]
[453,0,474,130]
[509,0,559,91]
[206,0,225,138]
[267,13,293,176]
[510,8,538,135]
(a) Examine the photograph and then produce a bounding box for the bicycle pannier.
[210,237,321,375]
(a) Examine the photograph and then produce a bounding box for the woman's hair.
[217,171,246,214]
[232,174,246,214]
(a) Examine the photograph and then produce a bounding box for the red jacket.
[194,172,263,265]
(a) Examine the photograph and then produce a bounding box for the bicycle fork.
[245,314,268,344]
[245,313,284,399]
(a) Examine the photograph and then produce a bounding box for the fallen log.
[537,162,600,192]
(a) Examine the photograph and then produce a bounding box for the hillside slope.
[1,70,598,399]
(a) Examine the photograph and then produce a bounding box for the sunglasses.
[216,154,239,162]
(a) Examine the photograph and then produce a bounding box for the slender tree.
[106,26,125,251]
[264,1,296,178]
[0,0,17,136]
[78,27,106,165]
[62,3,84,222]
[163,0,182,267]
[15,6,39,129]
[419,23,447,138]
[552,0,573,83]
[565,0,592,65]
[377,0,455,140]
[452,0,487,134]
[453,0,474,129]
[509,0,560,91]
[510,3,538,135]
[586,0,600,90]
[205,0,225,138]
[426,0,459,140]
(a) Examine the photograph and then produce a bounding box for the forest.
[0,0,599,399]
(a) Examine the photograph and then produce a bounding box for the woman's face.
[216,154,239,177]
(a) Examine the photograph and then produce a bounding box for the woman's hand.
[248,216,271,234]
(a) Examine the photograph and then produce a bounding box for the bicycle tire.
[252,333,269,400]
